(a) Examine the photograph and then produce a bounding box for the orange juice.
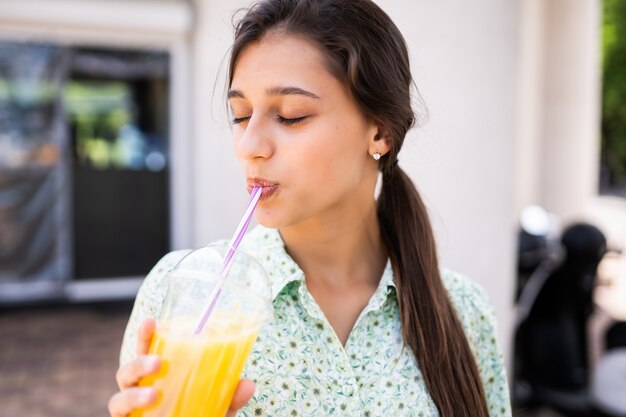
[131,316,259,417]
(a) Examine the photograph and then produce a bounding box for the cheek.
[289,124,366,192]
[231,130,244,160]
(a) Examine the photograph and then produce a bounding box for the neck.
[279,199,387,289]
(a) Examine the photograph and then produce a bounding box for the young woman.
[108,1,512,416]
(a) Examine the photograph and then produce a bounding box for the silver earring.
[372,152,381,161]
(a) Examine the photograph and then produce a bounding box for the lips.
[247,177,280,201]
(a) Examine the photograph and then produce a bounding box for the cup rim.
[171,242,273,306]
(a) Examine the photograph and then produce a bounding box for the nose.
[234,116,274,162]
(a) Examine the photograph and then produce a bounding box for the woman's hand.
[107,318,161,417]
[107,318,256,417]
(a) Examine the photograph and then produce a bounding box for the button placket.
[295,282,363,414]
[344,285,392,357]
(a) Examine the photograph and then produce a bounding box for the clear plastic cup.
[130,243,272,417]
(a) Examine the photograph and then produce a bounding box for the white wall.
[379,0,518,363]
[192,0,519,365]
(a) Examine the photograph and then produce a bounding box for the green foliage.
[602,0,626,185]
[63,81,135,169]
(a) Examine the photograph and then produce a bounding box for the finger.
[136,317,156,356]
[227,379,256,414]
[108,387,157,417]
[116,355,161,390]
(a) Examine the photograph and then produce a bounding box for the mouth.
[247,177,280,201]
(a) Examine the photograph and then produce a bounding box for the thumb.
[136,317,156,356]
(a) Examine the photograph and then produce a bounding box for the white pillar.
[515,0,546,215]
[540,0,602,222]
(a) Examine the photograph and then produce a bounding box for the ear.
[367,124,392,158]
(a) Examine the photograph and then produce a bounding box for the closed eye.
[232,116,251,125]
[277,115,308,126]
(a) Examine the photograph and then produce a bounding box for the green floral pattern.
[120,225,511,416]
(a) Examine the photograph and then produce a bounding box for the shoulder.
[132,249,195,323]
[141,249,194,288]
[154,249,194,268]
[440,268,493,315]
[440,269,512,416]
[119,249,192,365]
[440,268,498,349]
[135,249,195,307]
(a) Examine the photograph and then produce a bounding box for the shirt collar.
[241,225,397,301]
[380,258,396,291]
[240,225,305,300]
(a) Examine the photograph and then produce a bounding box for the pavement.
[0,301,132,417]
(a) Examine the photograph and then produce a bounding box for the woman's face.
[229,33,384,229]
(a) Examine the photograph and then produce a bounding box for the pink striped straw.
[193,186,262,335]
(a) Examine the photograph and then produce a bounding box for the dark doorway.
[65,47,171,279]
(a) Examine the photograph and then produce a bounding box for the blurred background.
[0,0,625,416]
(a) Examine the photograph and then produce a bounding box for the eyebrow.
[227,86,320,100]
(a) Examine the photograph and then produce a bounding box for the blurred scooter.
[513,206,626,417]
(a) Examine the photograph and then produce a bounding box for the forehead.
[231,33,336,90]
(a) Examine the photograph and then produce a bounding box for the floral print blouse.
[120,225,512,416]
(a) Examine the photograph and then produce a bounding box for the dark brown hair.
[228,1,489,416]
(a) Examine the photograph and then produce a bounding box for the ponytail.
[377,164,489,417]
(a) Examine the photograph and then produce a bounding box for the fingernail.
[139,388,156,405]
[144,355,160,372]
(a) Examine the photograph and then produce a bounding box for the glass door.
[0,41,171,303]
[0,42,71,299]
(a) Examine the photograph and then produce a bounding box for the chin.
[255,206,306,230]
[254,210,284,229]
